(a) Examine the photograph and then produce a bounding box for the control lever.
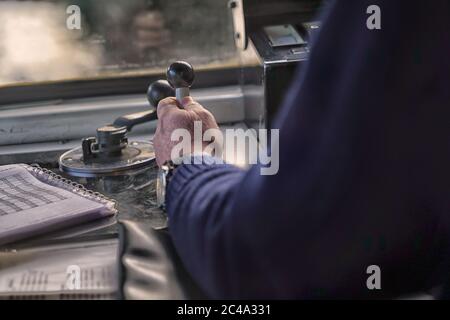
[166,61,195,105]
[113,80,175,131]
[82,80,174,161]
[113,61,195,133]
[81,61,194,162]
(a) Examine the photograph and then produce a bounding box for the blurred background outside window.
[0,0,251,86]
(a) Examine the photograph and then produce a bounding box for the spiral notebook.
[0,164,117,245]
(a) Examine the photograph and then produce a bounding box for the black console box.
[230,0,326,127]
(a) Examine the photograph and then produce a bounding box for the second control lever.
[113,80,175,131]
[81,61,195,161]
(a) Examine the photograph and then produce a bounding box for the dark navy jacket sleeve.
[166,0,450,299]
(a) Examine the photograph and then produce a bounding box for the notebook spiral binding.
[23,164,118,214]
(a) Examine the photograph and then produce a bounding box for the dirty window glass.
[0,0,239,86]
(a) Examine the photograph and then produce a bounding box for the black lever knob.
[147,79,175,108]
[166,61,195,104]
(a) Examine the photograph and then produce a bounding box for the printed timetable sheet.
[0,165,107,244]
